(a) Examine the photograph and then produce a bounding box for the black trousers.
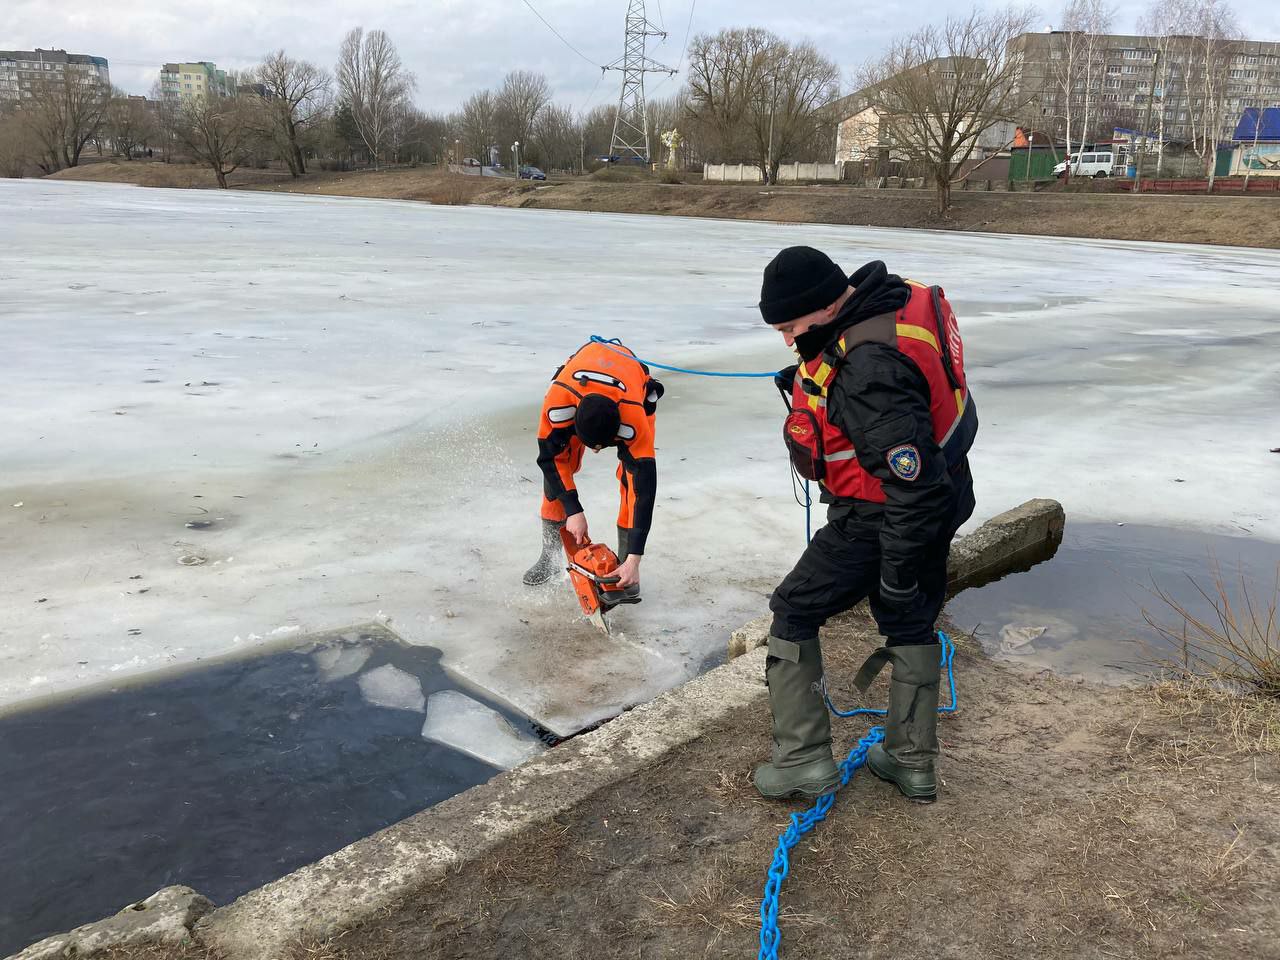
[769,492,973,648]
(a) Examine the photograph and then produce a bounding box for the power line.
[518,0,602,68]
[650,0,696,93]
[655,0,665,31]
[677,0,697,72]
[576,69,605,116]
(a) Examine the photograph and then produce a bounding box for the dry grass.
[1146,676,1280,759]
[1144,564,1280,698]
[639,860,766,955]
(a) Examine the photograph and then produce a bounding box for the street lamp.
[512,140,520,177]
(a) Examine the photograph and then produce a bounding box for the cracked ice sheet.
[1,180,1278,731]
[422,690,543,769]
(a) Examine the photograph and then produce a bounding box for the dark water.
[946,523,1280,682]
[0,624,540,955]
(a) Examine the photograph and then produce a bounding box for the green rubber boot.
[754,636,840,799]
[522,519,565,586]
[866,643,941,803]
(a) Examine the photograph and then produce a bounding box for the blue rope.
[590,334,809,543]
[759,633,957,960]
[589,334,780,379]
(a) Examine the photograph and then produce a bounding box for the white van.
[1053,152,1116,178]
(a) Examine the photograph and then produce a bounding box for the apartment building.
[1008,31,1280,145]
[0,48,110,102]
[159,62,236,101]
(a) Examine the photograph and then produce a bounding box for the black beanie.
[759,246,849,325]
[575,394,621,447]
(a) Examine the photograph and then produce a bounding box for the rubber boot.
[866,643,941,803]
[754,636,840,799]
[522,519,565,586]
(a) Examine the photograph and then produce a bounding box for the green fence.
[1009,147,1062,181]
[1214,146,1233,178]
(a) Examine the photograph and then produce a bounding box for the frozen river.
[2,179,1278,734]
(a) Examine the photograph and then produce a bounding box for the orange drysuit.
[536,341,662,556]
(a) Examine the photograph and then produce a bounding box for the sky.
[8,0,1280,111]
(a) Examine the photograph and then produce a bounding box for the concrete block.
[10,886,212,960]
[946,498,1065,594]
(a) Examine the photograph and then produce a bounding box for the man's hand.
[565,512,589,546]
[615,554,641,589]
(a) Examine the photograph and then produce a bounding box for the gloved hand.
[774,364,799,407]
[878,577,920,613]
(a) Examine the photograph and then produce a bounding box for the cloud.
[8,0,1279,111]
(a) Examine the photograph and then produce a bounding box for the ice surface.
[312,644,372,681]
[2,180,1278,732]
[357,664,425,713]
[421,690,543,769]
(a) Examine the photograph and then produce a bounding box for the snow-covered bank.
[2,179,1276,729]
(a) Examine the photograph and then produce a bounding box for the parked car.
[463,157,481,168]
[1053,152,1116,178]
[519,165,547,181]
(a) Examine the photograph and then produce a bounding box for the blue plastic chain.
[758,633,958,960]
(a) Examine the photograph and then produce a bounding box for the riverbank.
[46,161,1280,248]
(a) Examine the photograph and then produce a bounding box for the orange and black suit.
[536,341,662,557]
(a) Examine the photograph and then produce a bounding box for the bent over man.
[756,247,978,803]
[524,339,663,592]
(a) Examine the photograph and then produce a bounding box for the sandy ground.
[50,161,1280,248]
[3,178,1279,745]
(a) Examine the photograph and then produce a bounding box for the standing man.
[755,247,977,803]
[524,339,663,593]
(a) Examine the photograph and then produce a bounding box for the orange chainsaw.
[559,529,641,634]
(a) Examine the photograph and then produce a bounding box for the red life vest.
[783,281,975,503]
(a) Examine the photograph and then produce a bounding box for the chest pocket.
[783,408,826,482]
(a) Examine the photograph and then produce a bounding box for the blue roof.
[1233,107,1280,142]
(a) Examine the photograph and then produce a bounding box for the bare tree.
[459,89,498,164]
[19,68,111,172]
[168,96,258,187]
[685,28,775,165]
[106,92,157,159]
[1187,0,1240,187]
[748,40,840,182]
[336,27,416,169]
[581,103,619,165]
[1049,0,1115,175]
[251,51,332,177]
[495,71,551,160]
[858,6,1038,215]
[534,102,581,172]
[0,105,38,177]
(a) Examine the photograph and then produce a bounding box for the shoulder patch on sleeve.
[616,424,637,441]
[886,444,921,481]
[547,405,576,425]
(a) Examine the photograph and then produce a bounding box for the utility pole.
[766,73,778,184]
[1242,104,1262,190]
[603,0,675,163]
[1133,50,1160,195]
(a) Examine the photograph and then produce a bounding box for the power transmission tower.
[603,0,675,163]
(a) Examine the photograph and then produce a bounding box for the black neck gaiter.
[792,261,911,361]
